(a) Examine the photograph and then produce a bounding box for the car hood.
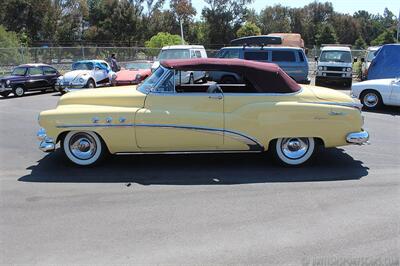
[62,70,92,81]
[57,86,146,108]
[352,78,394,88]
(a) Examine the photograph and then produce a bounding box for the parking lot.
[0,90,399,264]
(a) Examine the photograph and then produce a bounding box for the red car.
[115,61,152,86]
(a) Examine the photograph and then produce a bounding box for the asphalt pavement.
[0,90,399,265]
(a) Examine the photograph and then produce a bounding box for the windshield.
[72,62,94,70]
[366,51,377,62]
[320,51,352,63]
[126,62,151,70]
[11,67,27,76]
[158,49,190,60]
[138,67,166,92]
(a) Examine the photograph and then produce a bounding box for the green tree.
[371,29,396,45]
[145,32,183,48]
[259,5,291,34]
[0,25,23,65]
[201,0,253,47]
[315,23,338,46]
[236,22,261,38]
[354,36,367,49]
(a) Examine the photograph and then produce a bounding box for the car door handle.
[208,95,223,100]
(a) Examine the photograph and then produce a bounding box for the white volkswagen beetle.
[351,78,400,110]
[56,60,116,93]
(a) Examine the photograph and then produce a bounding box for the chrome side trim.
[134,124,263,151]
[56,123,264,151]
[116,150,262,155]
[306,101,363,109]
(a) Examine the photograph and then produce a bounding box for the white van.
[315,45,355,87]
[152,45,208,83]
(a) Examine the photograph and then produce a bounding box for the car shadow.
[0,90,57,100]
[19,148,369,185]
[362,106,400,116]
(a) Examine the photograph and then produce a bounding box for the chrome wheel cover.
[69,133,97,160]
[363,93,378,107]
[88,82,95,88]
[15,87,24,96]
[280,138,310,160]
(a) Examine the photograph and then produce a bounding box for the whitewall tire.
[272,137,316,166]
[63,131,106,166]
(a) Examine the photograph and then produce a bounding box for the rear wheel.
[13,86,25,97]
[86,79,96,88]
[271,137,316,166]
[360,90,382,110]
[62,131,107,166]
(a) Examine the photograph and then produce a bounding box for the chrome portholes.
[280,138,309,160]
[69,132,97,160]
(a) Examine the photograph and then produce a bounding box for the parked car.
[351,78,400,110]
[0,64,60,98]
[115,61,152,86]
[366,44,400,80]
[37,58,368,167]
[151,45,207,83]
[56,60,116,93]
[360,46,380,80]
[315,45,355,87]
[210,46,310,84]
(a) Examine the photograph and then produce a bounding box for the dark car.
[0,64,60,98]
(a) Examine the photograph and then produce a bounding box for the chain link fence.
[0,46,365,76]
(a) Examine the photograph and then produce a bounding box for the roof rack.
[230,35,283,47]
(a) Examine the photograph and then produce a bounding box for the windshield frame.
[137,66,173,94]
[319,50,352,63]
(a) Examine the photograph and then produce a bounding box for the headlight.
[318,66,323,70]
[347,67,352,72]
[78,78,84,83]
[342,68,346,72]
[6,80,10,85]
[323,66,327,71]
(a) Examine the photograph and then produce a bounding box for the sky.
[190,0,400,17]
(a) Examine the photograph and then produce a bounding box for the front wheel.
[271,137,316,166]
[13,86,25,97]
[360,90,382,110]
[86,79,96,89]
[62,131,107,166]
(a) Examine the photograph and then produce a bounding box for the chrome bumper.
[37,128,55,152]
[346,130,369,145]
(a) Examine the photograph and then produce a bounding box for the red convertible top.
[161,58,301,93]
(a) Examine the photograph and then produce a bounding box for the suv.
[315,45,355,87]
[0,64,60,98]
[151,45,208,83]
[210,46,310,84]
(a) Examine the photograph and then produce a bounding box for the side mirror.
[314,56,318,62]
[353,57,358,63]
[360,58,365,63]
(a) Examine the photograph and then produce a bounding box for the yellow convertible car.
[37,58,368,166]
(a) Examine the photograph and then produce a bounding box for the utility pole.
[180,18,185,45]
[397,9,400,43]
